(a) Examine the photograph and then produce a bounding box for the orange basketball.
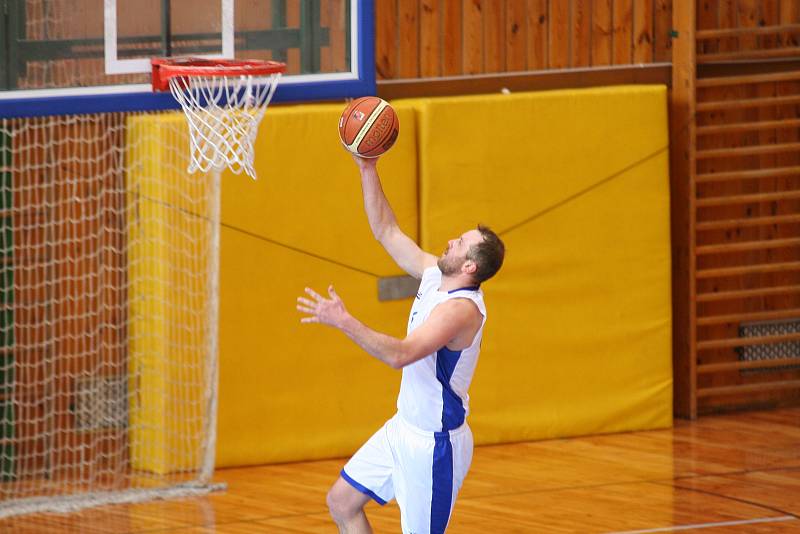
[338,96,399,158]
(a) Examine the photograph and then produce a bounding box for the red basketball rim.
[152,57,286,91]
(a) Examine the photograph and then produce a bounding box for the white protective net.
[0,111,223,517]
[168,73,281,179]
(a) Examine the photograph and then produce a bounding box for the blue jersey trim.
[340,469,388,506]
[447,286,479,294]
[436,347,465,431]
[430,433,454,534]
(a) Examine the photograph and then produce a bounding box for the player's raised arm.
[354,156,436,279]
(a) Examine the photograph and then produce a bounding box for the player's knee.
[326,486,355,523]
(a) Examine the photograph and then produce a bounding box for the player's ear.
[462,260,477,275]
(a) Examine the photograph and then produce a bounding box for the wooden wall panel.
[718,0,737,53]
[593,0,614,65]
[398,1,421,78]
[375,0,398,79]
[654,0,672,61]
[550,0,571,68]
[443,0,464,75]
[463,0,484,74]
[738,0,759,51]
[613,0,634,64]
[573,0,592,67]
[375,0,672,79]
[420,0,442,77]
[506,0,528,71]
[634,0,654,63]
[484,1,506,72]
[528,0,550,69]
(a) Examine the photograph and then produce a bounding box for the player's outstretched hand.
[297,285,349,328]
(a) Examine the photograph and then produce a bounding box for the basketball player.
[296,155,504,534]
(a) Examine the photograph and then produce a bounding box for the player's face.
[438,229,484,275]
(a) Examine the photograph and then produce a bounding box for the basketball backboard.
[0,0,374,117]
[104,0,235,75]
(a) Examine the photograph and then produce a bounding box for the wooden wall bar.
[696,0,800,63]
[676,0,800,417]
[692,65,800,415]
[375,0,673,79]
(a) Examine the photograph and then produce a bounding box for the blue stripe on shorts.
[340,469,388,506]
[430,432,454,534]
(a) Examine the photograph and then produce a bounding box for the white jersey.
[398,266,486,432]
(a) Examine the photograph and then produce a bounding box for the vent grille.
[737,319,800,374]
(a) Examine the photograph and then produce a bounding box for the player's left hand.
[297,285,348,328]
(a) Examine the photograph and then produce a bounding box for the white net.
[169,73,281,179]
[0,111,223,518]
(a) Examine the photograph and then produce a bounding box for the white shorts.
[341,413,473,534]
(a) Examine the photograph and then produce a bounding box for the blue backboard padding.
[0,0,375,119]
[0,92,179,119]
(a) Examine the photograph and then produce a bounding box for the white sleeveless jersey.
[398,266,487,432]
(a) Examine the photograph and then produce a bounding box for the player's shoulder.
[445,287,486,322]
[434,296,483,322]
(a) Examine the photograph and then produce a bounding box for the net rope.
[168,73,281,179]
[0,113,224,518]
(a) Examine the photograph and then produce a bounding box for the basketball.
[338,96,400,158]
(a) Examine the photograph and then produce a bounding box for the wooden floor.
[3,407,800,533]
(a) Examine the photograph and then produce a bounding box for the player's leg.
[330,419,396,532]
[327,477,373,533]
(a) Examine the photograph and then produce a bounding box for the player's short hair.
[467,225,505,284]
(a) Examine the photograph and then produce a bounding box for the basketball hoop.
[152,57,286,179]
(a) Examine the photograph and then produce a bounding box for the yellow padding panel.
[216,101,419,465]
[126,115,209,474]
[409,85,672,443]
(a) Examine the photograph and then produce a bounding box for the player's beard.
[437,253,463,276]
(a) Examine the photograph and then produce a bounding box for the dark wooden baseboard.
[377,63,672,100]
